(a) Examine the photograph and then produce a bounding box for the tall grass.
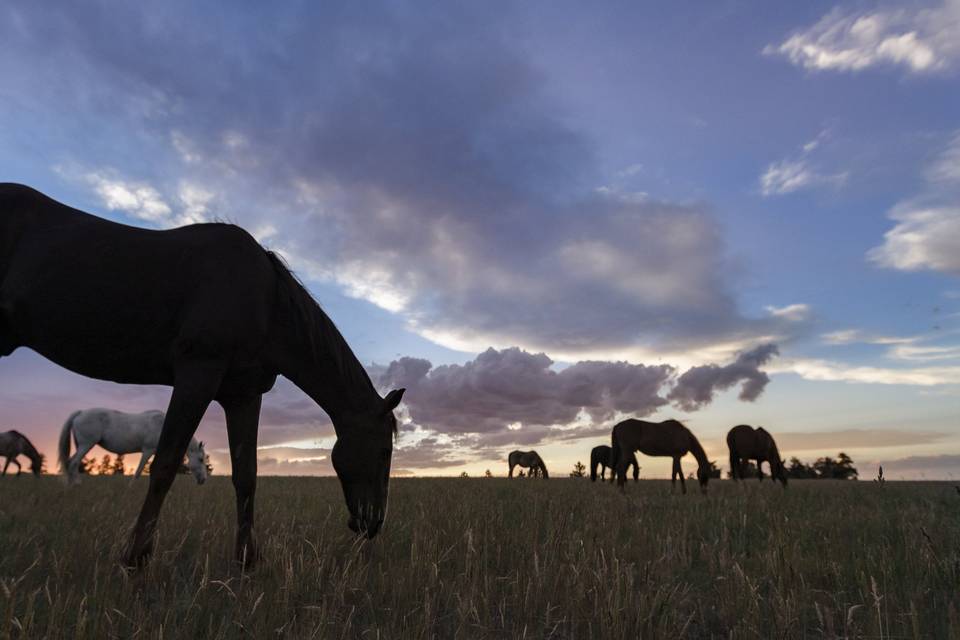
[1,477,958,638]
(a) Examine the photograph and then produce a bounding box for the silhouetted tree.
[786,456,817,479]
[112,454,126,475]
[204,453,213,475]
[459,471,469,478]
[813,452,858,480]
[707,460,722,479]
[78,456,94,474]
[484,469,492,478]
[570,461,586,478]
[96,454,113,475]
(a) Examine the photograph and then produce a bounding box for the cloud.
[776,428,947,452]
[767,3,960,74]
[0,2,794,361]
[379,345,778,449]
[868,206,960,275]
[765,303,810,322]
[820,329,915,346]
[759,131,847,197]
[666,343,779,411]
[874,453,960,479]
[775,357,960,385]
[379,347,674,435]
[927,131,960,184]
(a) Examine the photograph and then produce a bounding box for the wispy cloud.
[868,205,960,275]
[766,2,960,74]
[759,131,847,197]
[775,357,960,386]
[765,303,810,322]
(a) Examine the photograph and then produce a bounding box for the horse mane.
[264,250,386,426]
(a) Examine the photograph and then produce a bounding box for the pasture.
[1,477,958,639]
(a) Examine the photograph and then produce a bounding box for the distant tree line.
[75,453,214,476]
[726,452,858,480]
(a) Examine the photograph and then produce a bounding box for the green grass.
[1,476,959,638]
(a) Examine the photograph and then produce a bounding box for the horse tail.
[58,410,81,476]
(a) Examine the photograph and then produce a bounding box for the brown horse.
[0,184,404,567]
[508,450,548,478]
[590,444,638,482]
[727,424,787,486]
[0,430,43,476]
[610,419,710,493]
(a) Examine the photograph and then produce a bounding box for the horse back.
[1,186,280,385]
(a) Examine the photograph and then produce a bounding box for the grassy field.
[1,476,959,639]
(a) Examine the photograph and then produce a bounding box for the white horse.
[58,408,207,485]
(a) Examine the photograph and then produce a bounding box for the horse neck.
[272,286,380,421]
[686,432,709,470]
[17,434,41,466]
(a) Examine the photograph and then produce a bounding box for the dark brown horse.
[610,419,710,494]
[727,424,787,486]
[508,450,548,478]
[590,444,638,482]
[0,184,405,567]
[0,430,43,476]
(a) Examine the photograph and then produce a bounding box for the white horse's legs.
[133,450,153,479]
[67,440,97,484]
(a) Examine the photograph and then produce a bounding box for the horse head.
[332,388,404,540]
[186,440,208,485]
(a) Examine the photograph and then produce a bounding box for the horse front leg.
[124,362,221,568]
[13,458,21,476]
[509,463,515,478]
[1,457,8,475]
[221,393,262,567]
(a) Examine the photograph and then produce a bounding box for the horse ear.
[383,388,406,412]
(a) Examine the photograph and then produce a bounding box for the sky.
[0,0,958,479]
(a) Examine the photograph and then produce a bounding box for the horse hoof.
[122,540,154,570]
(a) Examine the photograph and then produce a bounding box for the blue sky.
[1,1,958,478]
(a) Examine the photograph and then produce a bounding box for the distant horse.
[611,419,710,494]
[58,408,208,485]
[727,424,787,486]
[508,450,549,479]
[0,430,43,476]
[590,444,638,482]
[0,184,405,567]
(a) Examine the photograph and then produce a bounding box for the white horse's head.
[186,439,208,485]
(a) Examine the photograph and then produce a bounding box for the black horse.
[0,184,404,567]
[590,444,638,482]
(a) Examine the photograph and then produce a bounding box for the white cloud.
[821,329,916,345]
[774,357,960,385]
[888,343,960,362]
[767,3,960,74]
[86,172,173,223]
[759,129,847,197]
[927,130,960,184]
[765,303,810,322]
[868,206,960,275]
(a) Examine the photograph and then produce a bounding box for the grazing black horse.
[590,444,638,482]
[727,424,787,486]
[0,430,43,476]
[0,184,405,567]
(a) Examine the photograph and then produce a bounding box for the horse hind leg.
[1,457,9,475]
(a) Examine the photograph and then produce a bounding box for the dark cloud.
[874,454,960,479]
[378,345,779,458]
[380,347,674,434]
[667,343,779,411]
[0,2,795,358]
